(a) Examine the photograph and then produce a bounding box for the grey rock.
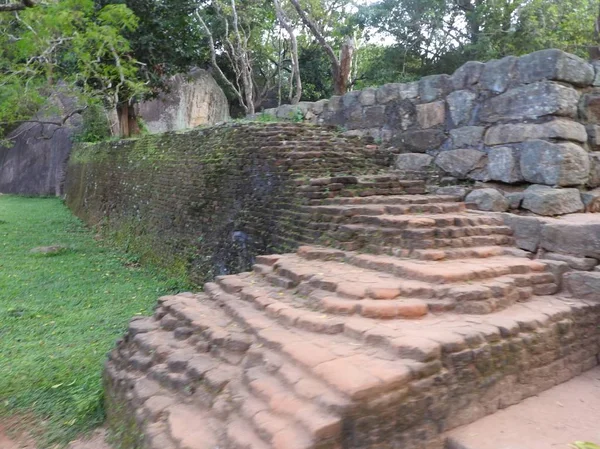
[479,56,518,93]
[480,82,580,123]
[515,49,594,87]
[359,88,377,106]
[502,214,545,251]
[505,192,524,209]
[541,217,600,258]
[465,188,509,212]
[564,272,600,301]
[275,104,298,119]
[376,83,402,103]
[385,100,416,131]
[435,148,486,178]
[581,188,600,212]
[395,129,446,153]
[484,119,587,145]
[311,99,328,114]
[593,60,600,87]
[416,101,445,128]
[586,124,600,151]
[435,186,469,199]
[587,154,600,188]
[447,90,477,127]
[451,61,485,90]
[540,252,598,271]
[579,93,600,124]
[450,126,485,148]
[30,245,68,255]
[521,184,584,216]
[394,153,434,172]
[419,74,451,102]
[487,146,523,184]
[344,101,364,129]
[399,82,419,100]
[519,140,589,186]
[362,105,386,128]
[342,91,360,108]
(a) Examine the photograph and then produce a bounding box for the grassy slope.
[0,195,187,445]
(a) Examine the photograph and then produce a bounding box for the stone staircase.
[105,173,600,449]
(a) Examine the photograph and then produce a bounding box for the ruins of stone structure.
[263,49,600,217]
[63,48,600,449]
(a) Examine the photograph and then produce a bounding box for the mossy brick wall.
[64,122,383,285]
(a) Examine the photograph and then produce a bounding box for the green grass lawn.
[0,195,188,446]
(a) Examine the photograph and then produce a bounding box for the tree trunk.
[117,103,129,137]
[334,37,354,95]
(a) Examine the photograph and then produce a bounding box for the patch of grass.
[0,195,189,446]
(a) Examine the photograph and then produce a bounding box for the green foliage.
[572,443,600,449]
[0,196,186,445]
[0,0,147,140]
[72,103,112,143]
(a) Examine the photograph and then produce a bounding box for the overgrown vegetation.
[0,195,188,445]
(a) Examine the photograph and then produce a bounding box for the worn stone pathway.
[104,174,600,449]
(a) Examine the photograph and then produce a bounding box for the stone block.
[484,119,587,145]
[502,214,545,252]
[487,146,523,184]
[359,88,377,106]
[515,49,594,87]
[519,140,589,186]
[376,83,401,103]
[419,74,452,102]
[541,216,600,258]
[435,149,486,179]
[394,129,446,153]
[480,82,580,123]
[586,125,600,151]
[593,60,600,87]
[400,82,419,100]
[447,90,477,127]
[479,56,518,93]
[587,154,600,188]
[394,153,433,172]
[581,188,600,212]
[564,272,600,301]
[465,188,509,212]
[579,93,600,124]
[385,100,416,131]
[450,126,485,148]
[521,185,584,216]
[435,186,469,199]
[311,99,328,115]
[540,252,598,271]
[451,61,485,90]
[416,101,446,128]
[362,106,386,128]
[505,192,524,209]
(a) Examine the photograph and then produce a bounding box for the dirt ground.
[0,420,111,449]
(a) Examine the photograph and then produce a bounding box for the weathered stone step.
[351,213,504,229]
[317,194,460,206]
[360,234,516,253]
[308,202,465,218]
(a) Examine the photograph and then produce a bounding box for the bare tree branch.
[0,0,35,12]
[273,0,302,104]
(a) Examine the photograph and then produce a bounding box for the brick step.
[410,246,510,261]
[204,283,422,400]
[317,194,461,206]
[334,223,512,240]
[253,253,556,315]
[351,213,505,229]
[307,202,465,218]
[296,245,551,285]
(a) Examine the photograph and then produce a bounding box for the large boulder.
[480,82,580,123]
[451,61,485,90]
[487,146,523,183]
[465,188,509,212]
[521,185,584,216]
[484,119,587,145]
[519,140,589,186]
[540,214,600,258]
[450,126,485,148]
[435,149,486,179]
[395,129,445,153]
[515,49,594,87]
[136,69,229,133]
[416,101,445,128]
[478,56,518,93]
[564,272,600,301]
[419,74,452,102]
